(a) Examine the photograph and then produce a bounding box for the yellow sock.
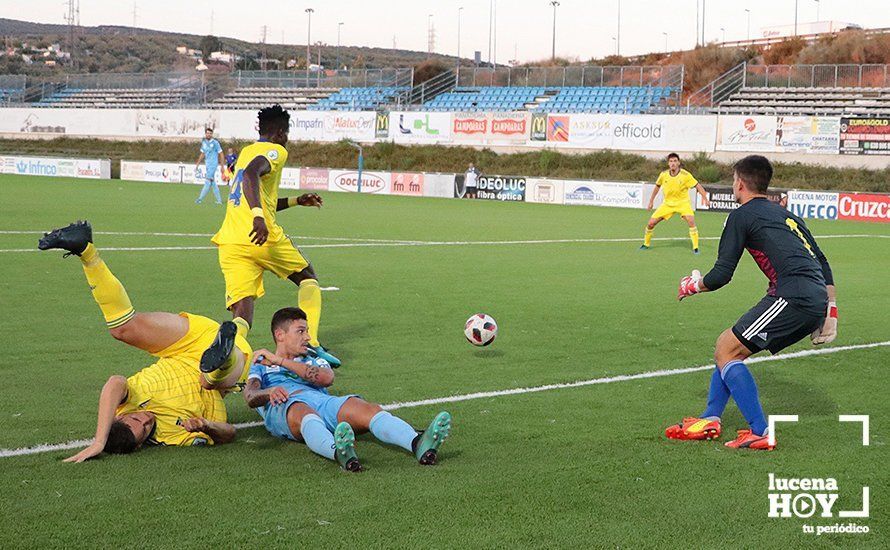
[233,316,250,339]
[80,243,135,328]
[298,279,322,347]
[644,228,654,247]
[689,227,700,250]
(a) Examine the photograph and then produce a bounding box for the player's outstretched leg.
[640,218,659,250]
[39,220,135,329]
[715,329,773,450]
[413,411,452,465]
[196,179,212,204]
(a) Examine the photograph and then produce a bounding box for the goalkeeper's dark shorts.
[732,295,824,355]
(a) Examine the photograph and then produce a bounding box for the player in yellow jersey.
[38,221,252,462]
[211,105,341,367]
[641,153,711,254]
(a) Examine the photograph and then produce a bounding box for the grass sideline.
[1,137,889,192]
[0,174,887,547]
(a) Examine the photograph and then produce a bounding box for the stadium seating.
[717,87,890,116]
[424,86,674,114]
[309,86,409,111]
[211,87,339,109]
[36,87,195,108]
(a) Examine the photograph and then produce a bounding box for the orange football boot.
[665,417,722,441]
[724,429,774,450]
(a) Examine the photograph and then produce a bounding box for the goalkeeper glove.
[811,301,838,345]
[678,270,703,301]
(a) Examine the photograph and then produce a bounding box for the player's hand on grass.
[252,349,284,367]
[250,217,269,246]
[64,442,104,463]
[297,193,323,208]
[678,270,703,301]
[266,386,290,406]
[811,302,838,345]
[181,417,208,433]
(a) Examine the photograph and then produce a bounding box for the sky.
[2,1,889,62]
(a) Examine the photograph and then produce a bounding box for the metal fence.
[233,68,413,89]
[456,65,684,90]
[745,64,890,88]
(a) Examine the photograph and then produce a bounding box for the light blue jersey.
[200,138,222,169]
[248,355,355,438]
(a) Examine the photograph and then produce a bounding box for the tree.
[200,35,222,61]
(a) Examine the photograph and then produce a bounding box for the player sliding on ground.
[641,153,710,253]
[243,307,452,471]
[38,221,252,462]
[668,155,837,450]
[212,104,341,367]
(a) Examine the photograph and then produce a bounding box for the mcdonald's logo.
[530,112,547,141]
[375,111,390,138]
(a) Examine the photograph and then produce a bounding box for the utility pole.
[663,32,668,52]
[427,14,435,58]
[305,8,313,83]
[550,1,559,61]
[457,6,463,72]
[336,22,343,71]
[745,8,751,40]
[260,25,268,70]
[492,0,497,66]
[814,0,820,21]
[701,0,706,46]
[696,0,699,47]
[794,0,798,36]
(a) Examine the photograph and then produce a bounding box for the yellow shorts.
[217,239,310,309]
[153,312,253,385]
[652,203,695,221]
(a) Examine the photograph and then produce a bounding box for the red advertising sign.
[838,193,890,223]
[491,116,527,135]
[391,172,424,196]
[299,167,329,190]
[453,116,487,135]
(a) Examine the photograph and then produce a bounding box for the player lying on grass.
[668,155,837,450]
[243,307,451,472]
[38,221,253,462]
[212,104,341,367]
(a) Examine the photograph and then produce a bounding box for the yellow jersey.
[656,169,698,208]
[212,141,289,246]
[116,358,227,447]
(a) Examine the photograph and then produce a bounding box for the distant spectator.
[465,162,481,199]
[195,128,225,205]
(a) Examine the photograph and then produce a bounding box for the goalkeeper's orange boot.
[665,417,722,441]
[724,429,774,450]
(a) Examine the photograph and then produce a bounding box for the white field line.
[1,340,887,459]
[1,234,886,254]
[0,230,422,244]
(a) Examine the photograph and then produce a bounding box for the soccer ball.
[464,313,498,347]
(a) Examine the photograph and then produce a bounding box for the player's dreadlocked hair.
[104,420,139,454]
[258,104,290,135]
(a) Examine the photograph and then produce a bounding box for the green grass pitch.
[0,174,887,548]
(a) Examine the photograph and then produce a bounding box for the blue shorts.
[262,390,358,441]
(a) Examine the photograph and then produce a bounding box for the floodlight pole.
[550,1,559,61]
[745,9,751,40]
[347,140,364,193]
[794,0,798,36]
[336,22,343,70]
[305,8,314,84]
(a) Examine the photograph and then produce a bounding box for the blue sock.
[197,181,211,202]
[721,361,768,436]
[369,411,417,452]
[299,413,335,460]
[701,367,731,419]
[211,182,222,202]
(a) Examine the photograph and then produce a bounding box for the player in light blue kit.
[195,127,225,204]
[244,307,451,472]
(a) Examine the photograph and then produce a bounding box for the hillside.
[0,17,459,76]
